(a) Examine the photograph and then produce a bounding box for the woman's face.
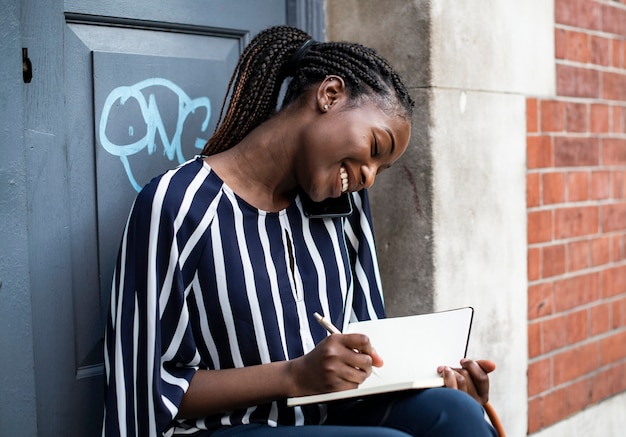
[297,99,411,202]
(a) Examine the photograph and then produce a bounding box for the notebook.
[287,307,474,406]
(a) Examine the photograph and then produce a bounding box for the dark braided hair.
[202,25,414,156]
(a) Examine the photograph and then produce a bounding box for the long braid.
[202,26,414,156]
[203,26,310,155]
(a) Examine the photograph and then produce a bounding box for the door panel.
[65,23,241,380]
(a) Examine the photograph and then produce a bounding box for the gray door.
[16,1,323,435]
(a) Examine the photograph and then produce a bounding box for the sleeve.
[103,177,201,437]
[344,189,386,322]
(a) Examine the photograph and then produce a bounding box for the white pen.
[313,312,341,334]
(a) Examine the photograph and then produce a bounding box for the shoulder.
[134,157,223,221]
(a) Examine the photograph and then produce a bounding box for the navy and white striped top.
[103,157,386,436]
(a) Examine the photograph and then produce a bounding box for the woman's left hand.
[437,359,496,405]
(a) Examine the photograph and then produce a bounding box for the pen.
[313,312,341,334]
[313,312,380,377]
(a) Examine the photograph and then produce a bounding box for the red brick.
[541,387,568,428]
[567,171,589,201]
[529,321,542,358]
[565,102,588,133]
[527,136,553,168]
[592,366,614,403]
[603,138,626,165]
[566,30,590,63]
[528,173,541,207]
[613,296,626,328]
[600,330,626,365]
[528,397,542,434]
[543,315,568,353]
[555,0,577,27]
[554,136,599,167]
[591,236,611,266]
[591,170,611,200]
[602,203,626,232]
[601,264,626,297]
[541,100,565,132]
[529,210,553,243]
[557,64,600,98]
[614,106,626,133]
[553,342,600,385]
[528,247,541,281]
[555,28,567,60]
[613,38,624,68]
[542,244,566,278]
[579,0,602,30]
[555,206,599,239]
[604,362,626,397]
[542,172,566,204]
[602,3,626,37]
[614,233,626,261]
[590,104,609,133]
[602,72,626,101]
[528,358,552,397]
[567,239,590,272]
[529,282,554,319]
[527,98,538,133]
[566,309,588,344]
[590,35,610,66]
[614,362,626,393]
[614,170,626,198]
[554,272,600,311]
[567,378,593,414]
[590,302,611,336]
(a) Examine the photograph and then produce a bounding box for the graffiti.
[99,78,211,192]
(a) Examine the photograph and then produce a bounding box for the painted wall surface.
[0,1,39,436]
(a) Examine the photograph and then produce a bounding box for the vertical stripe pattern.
[103,157,385,436]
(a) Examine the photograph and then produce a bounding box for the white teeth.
[340,166,348,193]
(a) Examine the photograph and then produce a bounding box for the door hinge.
[22,48,32,83]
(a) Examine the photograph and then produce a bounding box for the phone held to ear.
[301,192,353,218]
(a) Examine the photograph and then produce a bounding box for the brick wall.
[526,0,626,433]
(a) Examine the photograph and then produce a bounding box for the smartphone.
[300,192,353,218]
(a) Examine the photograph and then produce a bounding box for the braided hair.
[202,25,414,156]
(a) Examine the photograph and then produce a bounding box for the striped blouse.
[103,156,386,436]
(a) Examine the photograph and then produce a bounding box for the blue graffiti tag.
[99,78,211,192]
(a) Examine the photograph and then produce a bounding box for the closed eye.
[371,135,380,158]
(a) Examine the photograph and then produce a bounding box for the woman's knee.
[384,388,496,436]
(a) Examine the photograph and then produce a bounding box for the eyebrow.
[384,127,396,155]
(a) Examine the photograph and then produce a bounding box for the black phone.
[300,192,353,218]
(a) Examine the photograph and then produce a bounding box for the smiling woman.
[103,25,497,437]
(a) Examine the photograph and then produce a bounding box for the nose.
[360,164,377,189]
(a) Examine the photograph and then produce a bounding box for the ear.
[316,75,346,113]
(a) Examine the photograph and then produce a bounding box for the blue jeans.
[210,388,497,436]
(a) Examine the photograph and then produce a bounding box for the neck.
[205,112,301,212]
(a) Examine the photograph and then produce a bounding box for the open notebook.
[287,307,474,406]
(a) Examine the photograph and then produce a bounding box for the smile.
[340,166,349,193]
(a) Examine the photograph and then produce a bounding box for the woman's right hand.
[288,333,383,397]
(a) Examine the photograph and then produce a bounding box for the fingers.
[438,366,467,392]
[319,334,378,383]
[476,359,496,373]
[437,358,494,405]
[340,334,381,374]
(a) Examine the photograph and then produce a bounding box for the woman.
[103,25,496,436]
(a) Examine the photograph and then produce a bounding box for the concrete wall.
[326,1,553,435]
